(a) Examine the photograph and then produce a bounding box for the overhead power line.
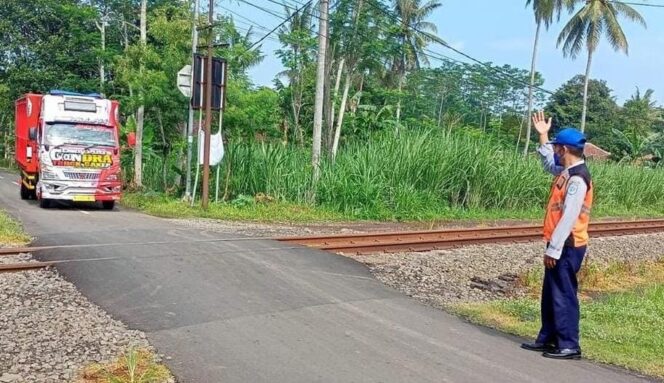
[243,0,344,49]
[219,5,274,33]
[247,0,316,49]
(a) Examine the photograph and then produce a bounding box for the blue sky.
[224,0,664,105]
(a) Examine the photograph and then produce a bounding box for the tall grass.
[136,130,664,220]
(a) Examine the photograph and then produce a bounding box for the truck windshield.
[44,123,116,147]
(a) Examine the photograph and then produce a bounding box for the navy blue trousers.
[535,245,586,350]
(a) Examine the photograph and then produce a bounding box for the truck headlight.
[106,174,119,181]
[41,167,57,180]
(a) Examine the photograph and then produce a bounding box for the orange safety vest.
[543,163,593,248]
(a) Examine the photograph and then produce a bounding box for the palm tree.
[557,0,646,132]
[623,88,661,138]
[392,0,445,127]
[523,0,574,155]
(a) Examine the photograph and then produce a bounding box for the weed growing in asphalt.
[78,348,172,383]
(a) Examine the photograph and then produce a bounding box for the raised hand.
[532,111,552,136]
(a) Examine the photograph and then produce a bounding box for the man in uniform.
[521,111,593,360]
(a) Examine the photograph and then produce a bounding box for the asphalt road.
[0,170,653,383]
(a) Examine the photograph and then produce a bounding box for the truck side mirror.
[127,132,136,148]
[29,127,37,141]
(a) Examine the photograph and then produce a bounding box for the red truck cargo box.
[15,94,42,174]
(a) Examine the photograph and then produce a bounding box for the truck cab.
[15,90,122,209]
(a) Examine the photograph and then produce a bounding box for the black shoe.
[521,342,556,352]
[542,348,582,360]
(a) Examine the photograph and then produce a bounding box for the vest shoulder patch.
[568,182,579,195]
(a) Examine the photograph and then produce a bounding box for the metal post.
[184,0,200,199]
[201,0,213,209]
[215,111,223,203]
[191,109,203,207]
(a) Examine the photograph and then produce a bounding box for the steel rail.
[0,262,52,273]
[276,219,664,254]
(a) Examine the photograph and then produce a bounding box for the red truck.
[15,90,122,209]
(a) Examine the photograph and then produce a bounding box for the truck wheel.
[39,198,51,209]
[20,183,30,200]
[102,201,115,210]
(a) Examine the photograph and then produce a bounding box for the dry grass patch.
[519,258,664,298]
[77,348,172,383]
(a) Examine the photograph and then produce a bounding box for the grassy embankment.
[454,259,664,378]
[128,130,664,223]
[0,210,30,245]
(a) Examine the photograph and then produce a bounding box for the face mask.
[554,151,564,167]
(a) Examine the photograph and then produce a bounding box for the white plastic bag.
[198,130,224,166]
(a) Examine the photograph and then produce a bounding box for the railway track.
[0,219,661,270]
[277,219,664,254]
[0,261,52,273]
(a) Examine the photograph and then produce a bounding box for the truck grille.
[64,172,99,180]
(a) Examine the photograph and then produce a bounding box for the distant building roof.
[584,142,611,160]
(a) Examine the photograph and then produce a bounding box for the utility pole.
[201,0,214,209]
[184,0,200,199]
[311,0,328,193]
[134,0,147,188]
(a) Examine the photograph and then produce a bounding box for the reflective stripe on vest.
[543,168,594,248]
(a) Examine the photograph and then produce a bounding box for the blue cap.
[548,127,586,149]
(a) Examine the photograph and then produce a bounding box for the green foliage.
[166,130,664,221]
[0,0,100,98]
[225,85,281,139]
[546,78,663,163]
[546,75,618,130]
[0,0,661,213]
[0,210,31,245]
[546,75,620,149]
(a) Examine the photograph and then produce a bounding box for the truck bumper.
[38,180,122,202]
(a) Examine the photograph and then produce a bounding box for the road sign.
[177,64,192,97]
[192,54,227,111]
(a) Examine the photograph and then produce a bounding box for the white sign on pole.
[198,130,224,166]
[177,64,192,97]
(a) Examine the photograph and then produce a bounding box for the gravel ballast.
[345,233,664,307]
[168,218,400,237]
[0,253,154,383]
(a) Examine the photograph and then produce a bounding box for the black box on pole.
[192,53,227,111]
